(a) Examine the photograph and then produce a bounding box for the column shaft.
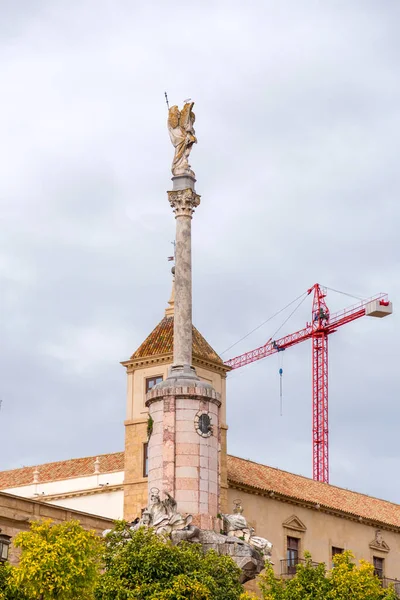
[174,214,193,367]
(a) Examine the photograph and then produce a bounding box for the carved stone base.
[198,530,265,583]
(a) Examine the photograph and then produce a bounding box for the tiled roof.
[227,455,400,528]
[130,315,225,366]
[0,452,124,489]
[1,452,399,529]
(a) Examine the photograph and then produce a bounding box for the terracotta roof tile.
[0,452,124,489]
[1,452,399,529]
[130,316,224,366]
[227,455,400,528]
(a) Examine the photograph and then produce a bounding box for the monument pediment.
[282,515,307,533]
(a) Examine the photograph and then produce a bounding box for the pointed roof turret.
[123,278,230,374]
[129,316,227,369]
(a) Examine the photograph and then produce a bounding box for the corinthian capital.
[168,188,201,218]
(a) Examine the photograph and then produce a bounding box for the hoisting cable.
[322,285,365,302]
[279,351,284,416]
[220,290,308,356]
[269,292,309,341]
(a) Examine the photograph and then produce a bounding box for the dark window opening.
[287,537,299,574]
[143,442,148,478]
[373,556,384,579]
[146,376,163,393]
[0,531,11,563]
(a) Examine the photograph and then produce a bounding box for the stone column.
[167,180,200,372]
[145,175,221,529]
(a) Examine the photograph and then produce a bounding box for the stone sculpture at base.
[130,488,200,540]
[221,499,273,562]
[117,491,272,583]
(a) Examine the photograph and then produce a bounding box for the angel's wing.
[179,102,195,131]
[168,106,180,130]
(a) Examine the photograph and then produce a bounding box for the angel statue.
[167,102,197,177]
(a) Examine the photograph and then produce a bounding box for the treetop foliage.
[257,551,398,600]
[1,520,397,600]
[96,522,244,600]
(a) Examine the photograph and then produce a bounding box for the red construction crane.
[225,284,392,484]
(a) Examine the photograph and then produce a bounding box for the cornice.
[121,354,231,375]
[228,480,400,534]
[38,484,123,502]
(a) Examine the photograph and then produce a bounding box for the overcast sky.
[1,0,399,504]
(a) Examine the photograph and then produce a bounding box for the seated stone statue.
[221,499,249,537]
[221,500,273,561]
[148,489,192,535]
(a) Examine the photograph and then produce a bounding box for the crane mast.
[225,284,392,483]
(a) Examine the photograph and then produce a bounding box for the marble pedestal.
[146,370,221,530]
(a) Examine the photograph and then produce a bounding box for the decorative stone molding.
[369,529,390,553]
[121,354,230,375]
[282,515,307,533]
[145,384,221,407]
[168,188,200,218]
[37,484,124,502]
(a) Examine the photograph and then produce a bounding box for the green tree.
[0,562,28,600]
[258,551,398,600]
[95,522,244,600]
[327,551,397,600]
[259,553,329,600]
[12,519,102,600]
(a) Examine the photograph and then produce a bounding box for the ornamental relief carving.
[369,529,390,553]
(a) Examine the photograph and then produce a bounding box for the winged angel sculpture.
[168,102,197,177]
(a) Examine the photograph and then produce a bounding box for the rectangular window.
[373,556,384,579]
[143,442,148,478]
[287,537,299,575]
[146,376,163,393]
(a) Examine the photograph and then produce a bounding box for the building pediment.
[282,515,307,533]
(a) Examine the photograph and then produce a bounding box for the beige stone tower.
[122,280,230,521]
